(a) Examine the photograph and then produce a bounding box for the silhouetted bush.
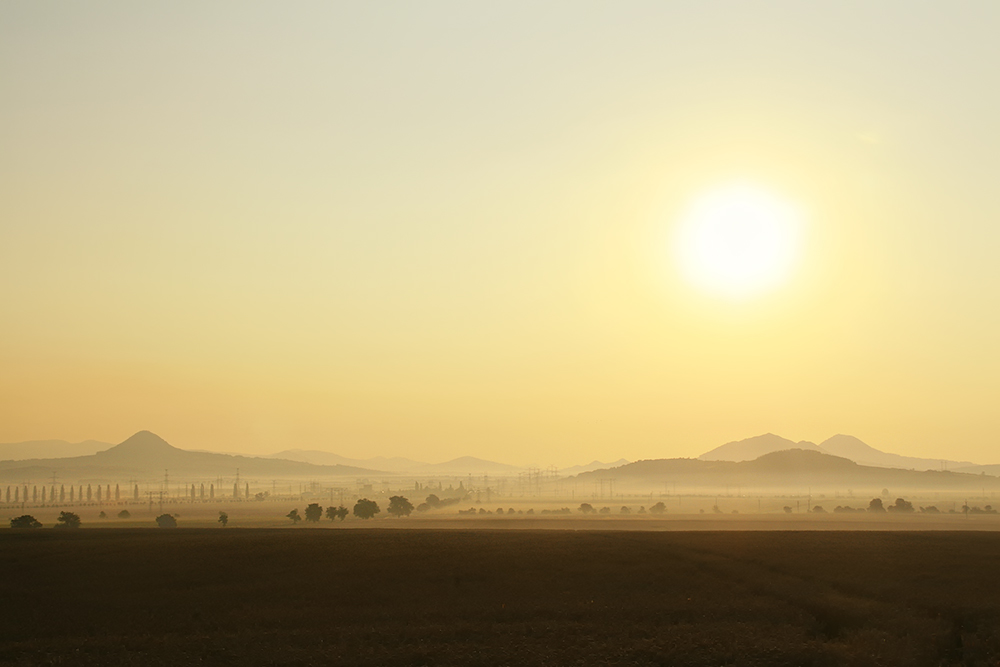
[155,514,177,528]
[56,511,81,528]
[304,503,323,522]
[920,506,940,514]
[812,506,826,513]
[649,502,666,515]
[325,505,348,521]
[218,511,228,526]
[598,507,611,514]
[388,496,414,517]
[10,515,41,529]
[887,498,914,513]
[620,506,631,514]
[578,503,595,514]
[353,498,380,520]
[286,509,301,524]
[117,509,131,519]
[868,498,886,513]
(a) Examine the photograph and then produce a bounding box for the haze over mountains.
[0,439,113,461]
[267,450,523,475]
[699,433,979,471]
[2,430,995,492]
[574,449,1000,494]
[0,431,382,483]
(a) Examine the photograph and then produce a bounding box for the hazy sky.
[2,2,999,466]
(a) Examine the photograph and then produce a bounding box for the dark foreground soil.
[2,529,999,666]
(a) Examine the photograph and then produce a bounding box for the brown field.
[2,528,1000,666]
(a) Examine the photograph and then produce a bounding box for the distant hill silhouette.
[818,434,976,471]
[559,459,631,475]
[0,431,384,482]
[698,433,978,472]
[268,449,425,472]
[269,450,522,474]
[575,449,1000,493]
[698,434,823,462]
[0,438,113,461]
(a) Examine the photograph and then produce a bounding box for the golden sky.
[2,3,999,466]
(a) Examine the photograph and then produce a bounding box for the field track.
[2,529,999,666]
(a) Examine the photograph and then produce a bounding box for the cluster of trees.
[578,502,666,515]
[284,496,417,524]
[9,511,176,529]
[415,494,461,512]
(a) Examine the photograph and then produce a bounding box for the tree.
[304,503,324,522]
[118,509,131,519]
[325,505,348,521]
[353,498,380,520]
[868,498,886,513]
[578,503,595,514]
[218,511,228,527]
[99,511,107,519]
[10,515,41,529]
[156,514,177,528]
[425,494,441,508]
[620,506,631,514]
[56,511,81,528]
[286,509,301,524]
[888,498,914,513]
[649,502,667,515]
[133,484,139,500]
[387,496,414,517]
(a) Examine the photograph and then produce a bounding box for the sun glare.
[675,183,802,299]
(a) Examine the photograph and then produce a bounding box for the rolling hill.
[574,449,1000,494]
[0,439,113,461]
[0,431,384,483]
[269,450,523,474]
[698,433,978,472]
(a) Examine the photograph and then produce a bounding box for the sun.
[675,183,802,299]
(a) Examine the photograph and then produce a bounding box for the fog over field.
[4,1,1000,664]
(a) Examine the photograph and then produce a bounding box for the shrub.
[304,503,323,522]
[155,514,177,528]
[11,515,42,529]
[353,498,380,520]
[388,496,414,517]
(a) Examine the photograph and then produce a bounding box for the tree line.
[284,496,415,523]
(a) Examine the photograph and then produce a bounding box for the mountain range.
[267,449,523,474]
[574,448,1000,494]
[699,433,979,471]
[0,431,382,483]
